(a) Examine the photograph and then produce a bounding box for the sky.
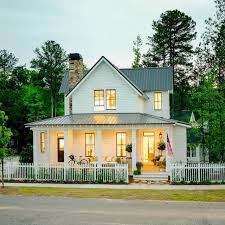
[0,0,215,68]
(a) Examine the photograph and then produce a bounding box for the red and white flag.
[167,134,173,156]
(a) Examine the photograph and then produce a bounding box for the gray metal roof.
[59,70,89,94]
[120,67,173,92]
[59,71,69,94]
[25,113,189,127]
[59,57,173,94]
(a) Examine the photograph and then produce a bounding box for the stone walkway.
[4,182,225,190]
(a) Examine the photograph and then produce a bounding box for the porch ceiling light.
[159,132,162,139]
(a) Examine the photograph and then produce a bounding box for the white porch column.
[97,128,102,164]
[64,128,69,181]
[64,128,69,166]
[46,128,50,164]
[32,129,38,164]
[132,128,137,172]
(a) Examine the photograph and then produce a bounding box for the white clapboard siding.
[170,163,225,183]
[71,60,143,114]
[0,162,128,183]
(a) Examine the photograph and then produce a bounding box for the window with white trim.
[154,92,162,110]
[106,89,116,110]
[85,133,95,157]
[116,133,127,157]
[40,132,45,153]
[94,90,104,107]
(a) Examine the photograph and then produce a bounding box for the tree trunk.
[1,159,4,188]
[51,93,54,118]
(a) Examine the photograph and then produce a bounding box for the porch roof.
[25,113,190,128]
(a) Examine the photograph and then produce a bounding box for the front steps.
[132,172,169,183]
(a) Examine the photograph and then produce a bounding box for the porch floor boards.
[142,165,162,172]
[128,165,165,173]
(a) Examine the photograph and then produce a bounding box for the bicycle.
[68,154,89,166]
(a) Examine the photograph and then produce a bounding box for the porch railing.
[0,162,129,184]
[170,163,225,183]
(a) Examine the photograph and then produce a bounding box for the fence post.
[169,163,173,183]
[94,163,96,182]
[7,163,10,180]
[34,163,38,180]
[126,164,129,183]
[198,163,200,183]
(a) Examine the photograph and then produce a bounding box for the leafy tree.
[23,85,51,122]
[132,35,143,68]
[190,71,225,162]
[31,40,68,117]
[0,50,18,76]
[0,66,38,153]
[143,10,196,116]
[19,144,33,163]
[0,110,12,187]
[202,0,225,89]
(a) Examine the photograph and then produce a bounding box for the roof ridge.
[120,67,172,70]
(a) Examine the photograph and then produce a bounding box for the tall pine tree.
[132,35,143,68]
[143,10,196,117]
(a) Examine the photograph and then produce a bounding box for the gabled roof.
[25,113,190,128]
[65,56,147,99]
[59,57,173,95]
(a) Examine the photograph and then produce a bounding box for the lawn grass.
[1,186,225,202]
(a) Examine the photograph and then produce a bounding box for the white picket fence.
[170,163,225,183]
[0,162,129,183]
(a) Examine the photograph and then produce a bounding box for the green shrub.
[133,170,141,175]
[136,162,143,171]
[19,144,33,163]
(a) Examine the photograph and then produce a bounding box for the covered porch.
[32,125,172,173]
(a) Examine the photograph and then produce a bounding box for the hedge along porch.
[31,123,187,173]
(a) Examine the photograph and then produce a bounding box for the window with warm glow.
[154,92,162,110]
[40,132,45,153]
[85,133,95,157]
[94,90,104,106]
[116,133,126,157]
[106,89,116,110]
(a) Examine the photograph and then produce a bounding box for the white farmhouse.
[26,54,190,175]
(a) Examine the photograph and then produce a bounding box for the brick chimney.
[68,53,83,114]
[68,53,83,90]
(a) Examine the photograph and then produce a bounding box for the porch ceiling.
[25,113,190,128]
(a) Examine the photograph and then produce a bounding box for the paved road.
[0,195,225,225]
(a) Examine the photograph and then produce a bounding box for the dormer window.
[106,89,116,110]
[154,92,162,110]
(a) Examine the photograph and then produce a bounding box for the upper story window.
[94,90,104,107]
[106,89,116,110]
[154,92,162,110]
[40,132,45,153]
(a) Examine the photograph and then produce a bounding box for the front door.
[143,132,155,163]
[57,138,64,162]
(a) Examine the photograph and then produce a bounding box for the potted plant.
[159,158,166,171]
[126,144,132,158]
[157,140,166,156]
[133,161,143,175]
